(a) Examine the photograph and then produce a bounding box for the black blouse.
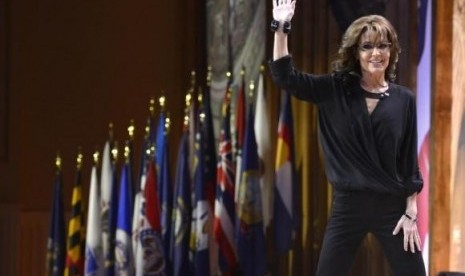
[269,55,423,197]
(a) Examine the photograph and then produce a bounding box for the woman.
[269,1,426,275]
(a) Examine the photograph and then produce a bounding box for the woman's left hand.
[392,214,422,253]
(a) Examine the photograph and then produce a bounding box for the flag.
[155,112,166,167]
[106,153,120,276]
[85,165,104,275]
[65,164,85,276]
[416,0,431,269]
[132,118,154,263]
[187,86,198,184]
[254,69,273,229]
[100,141,115,273]
[156,113,173,274]
[236,102,267,276]
[45,168,66,276]
[139,117,156,185]
[135,160,165,275]
[127,136,135,203]
[201,82,218,211]
[274,91,296,254]
[115,161,134,275]
[171,130,192,276]
[191,127,211,275]
[201,83,220,275]
[213,92,238,273]
[234,73,246,202]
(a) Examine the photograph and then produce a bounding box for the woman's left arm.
[392,190,422,253]
[392,92,423,253]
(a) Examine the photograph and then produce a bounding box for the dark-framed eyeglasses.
[358,42,391,53]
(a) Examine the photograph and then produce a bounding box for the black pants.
[316,190,426,276]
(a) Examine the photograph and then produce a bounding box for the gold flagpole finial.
[165,113,171,135]
[199,110,206,124]
[108,122,114,142]
[207,66,212,86]
[149,97,155,117]
[240,66,245,76]
[198,86,203,105]
[124,141,130,164]
[144,117,151,140]
[185,91,192,109]
[111,141,119,164]
[146,143,155,161]
[190,70,197,89]
[260,64,265,73]
[159,93,166,112]
[183,113,190,128]
[128,119,135,141]
[249,80,255,99]
[93,150,100,167]
[76,147,83,170]
[55,152,62,173]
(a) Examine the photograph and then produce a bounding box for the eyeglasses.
[358,42,391,53]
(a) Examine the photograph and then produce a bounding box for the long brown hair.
[332,15,401,82]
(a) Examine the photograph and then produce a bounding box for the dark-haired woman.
[269,1,426,275]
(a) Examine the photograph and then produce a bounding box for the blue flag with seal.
[156,112,173,274]
[192,126,211,275]
[236,102,267,276]
[115,161,134,274]
[171,130,192,276]
[45,167,66,276]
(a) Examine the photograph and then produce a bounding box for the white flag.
[100,141,113,262]
[85,166,104,275]
[254,71,273,228]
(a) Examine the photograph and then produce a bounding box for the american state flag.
[213,89,238,273]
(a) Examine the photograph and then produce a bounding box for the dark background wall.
[0,0,419,275]
[0,0,205,274]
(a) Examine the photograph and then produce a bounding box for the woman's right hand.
[272,0,296,23]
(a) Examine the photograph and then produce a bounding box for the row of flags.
[45,68,298,276]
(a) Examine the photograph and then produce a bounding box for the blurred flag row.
[45,68,298,276]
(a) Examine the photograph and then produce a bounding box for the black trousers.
[316,190,426,276]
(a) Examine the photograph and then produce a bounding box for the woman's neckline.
[359,83,391,99]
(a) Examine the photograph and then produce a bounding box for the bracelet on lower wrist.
[271,19,291,34]
[404,213,417,222]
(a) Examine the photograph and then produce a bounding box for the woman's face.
[357,31,390,78]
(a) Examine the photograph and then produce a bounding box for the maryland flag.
[45,162,66,276]
[65,159,85,276]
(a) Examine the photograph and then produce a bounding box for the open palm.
[272,0,296,23]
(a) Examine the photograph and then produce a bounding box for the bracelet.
[270,19,291,34]
[283,21,291,34]
[270,19,279,32]
[404,213,417,222]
